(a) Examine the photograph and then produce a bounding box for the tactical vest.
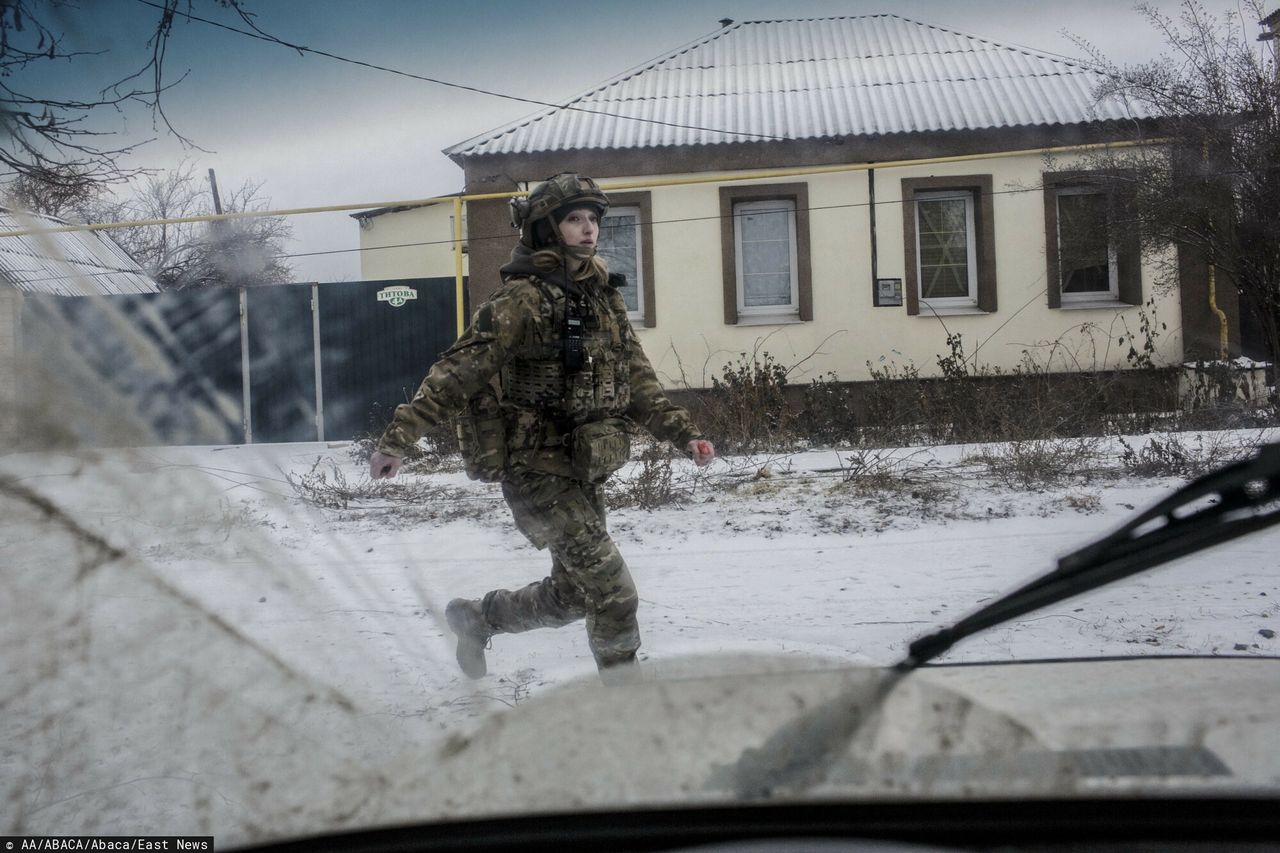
[459,272,635,482]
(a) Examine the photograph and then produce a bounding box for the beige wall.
[626,155,1182,388]
[360,154,1184,388]
[356,203,468,281]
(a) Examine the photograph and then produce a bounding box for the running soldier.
[370,173,715,684]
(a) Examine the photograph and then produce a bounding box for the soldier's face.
[555,207,599,249]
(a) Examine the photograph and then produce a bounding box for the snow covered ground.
[3,432,1278,840]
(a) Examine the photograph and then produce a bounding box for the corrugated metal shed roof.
[350,197,453,222]
[447,15,1152,159]
[0,208,159,296]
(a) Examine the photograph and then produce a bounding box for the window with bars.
[915,191,978,308]
[901,175,997,316]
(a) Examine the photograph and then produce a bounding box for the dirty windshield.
[3,0,1279,848]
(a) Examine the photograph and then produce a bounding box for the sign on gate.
[376,285,418,307]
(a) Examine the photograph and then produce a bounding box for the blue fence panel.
[247,284,317,443]
[317,277,461,442]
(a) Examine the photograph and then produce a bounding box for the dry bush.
[802,371,862,447]
[687,349,796,454]
[605,441,691,511]
[349,403,463,476]
[969,437,1105,490]
[856,307,1181,447]
[1118,432,1267,479]
[838,448,946,493]
[286,457,475,510]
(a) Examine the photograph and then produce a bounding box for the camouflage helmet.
[510,172,610,248]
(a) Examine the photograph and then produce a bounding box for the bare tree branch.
[0,1,255,194]
[1066,0,1280,363]
[81,161,295,289]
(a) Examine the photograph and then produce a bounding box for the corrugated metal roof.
[446,15,1153,159]
[350,198,452,221]
[0,208,159,296]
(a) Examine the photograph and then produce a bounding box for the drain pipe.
[453,195,466,337]
[1208,261,1229,360]
[868,167,878,302]
[1202,140,1229,360]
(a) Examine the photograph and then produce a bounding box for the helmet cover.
[510,173,610,248]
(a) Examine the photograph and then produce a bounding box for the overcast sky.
[38,0,1276,281]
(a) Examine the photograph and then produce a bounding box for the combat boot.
[598,652,642,687]
[445,598,492,679]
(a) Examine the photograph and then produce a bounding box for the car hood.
[381,654,1279,822]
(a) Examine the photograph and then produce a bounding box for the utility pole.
[208,168,224,216]
[210,168,253,445]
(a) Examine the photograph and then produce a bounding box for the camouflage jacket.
[377,257,704,468]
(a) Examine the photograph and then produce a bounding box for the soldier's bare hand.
[687,439,716,467]
[369,451,403,480]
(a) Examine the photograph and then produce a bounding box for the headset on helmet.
[510,173,610,248]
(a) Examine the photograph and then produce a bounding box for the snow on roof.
[0,208,159,296]
[446,15,1153,159]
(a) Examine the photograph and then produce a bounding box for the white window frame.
[915,190,978,311]
[733,198,800,320]
[600,205,644,321]
[1056,186,1119,306]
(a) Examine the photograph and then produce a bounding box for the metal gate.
[316,277,461,442]
[20,277,463,446]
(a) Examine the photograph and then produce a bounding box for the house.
[1262,7,1280,40]
[358,15,1234,393]
[352,198,467,283]
[0,208,159,444]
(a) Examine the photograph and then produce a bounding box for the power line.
[132,0,792,143]
[269,181,1177,261]
[10,179,1165,283]
[12,182,1064,282]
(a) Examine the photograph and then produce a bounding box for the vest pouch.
[570,417,631,483]
[457,390,507,482]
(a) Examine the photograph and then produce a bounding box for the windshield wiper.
[899,439,1280,670]
[722,439,1280,799]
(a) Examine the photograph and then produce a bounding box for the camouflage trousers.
[478,466,640,669]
